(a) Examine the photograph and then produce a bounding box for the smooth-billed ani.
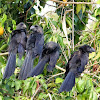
[19,25,44,80]
[59,45,95,93]
[3,22,27,79]
[27,41,60,78]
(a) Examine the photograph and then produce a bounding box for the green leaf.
[38,93,47,99]
[0,44,8,51]
[86,79,93,89]
[30,14,37,18]
[76,80,85,93]
[2,14,7,24]
[15,81,22,90]
[65,96,74,100]
[93,91,98,100]
[94,8,100,16]
[96,87,100,93]
[82,4,86,13]
[89,90,98,100]
[0,95,3,100]
[66,18,72,28]
[0,56,6,64]
[55,78,64,83]
[12,20,16,30]
[48,83,56,88]
[76,4,82,14]
[16,0,20,3]
[77,94,85,100]
[0,8,1,14]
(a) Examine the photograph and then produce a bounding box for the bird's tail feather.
[3,53,16,79]
[19,52,33,80]
[58,71,75,93]
[27,56,49,78]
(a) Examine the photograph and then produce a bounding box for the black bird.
[27,41,60,78]
[19,25,44,80]
[59,45,95,93]
[3,22,27,79]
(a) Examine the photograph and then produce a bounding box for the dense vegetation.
[0,0,100,100]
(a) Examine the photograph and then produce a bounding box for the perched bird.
[27,41,60,78]
[59,45,95,93]
[3,22,27,79]
[19,25,44,80]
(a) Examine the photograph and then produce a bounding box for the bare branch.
[72,0,74,51]
[0,52,9,56]
[51,0,96,5]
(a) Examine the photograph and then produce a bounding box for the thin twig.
[84,72,100,80]
[40,0,57,7]
[48,93,52,100]
[0,52,9,56]
[0,88,15,99]
[59,45,68,62]
[72,0,74,51]
[55,65,66,72]
[51,0,96,4]
[31,85,42,100]
[25,0,35,23]
[77,15,92,33]
[42,3,63,17]
[47,72,65,82]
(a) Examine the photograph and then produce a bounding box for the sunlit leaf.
[55,78,64,83]
[93,51,100,60]
[76,80,85,93]
[97,0,100,4]
[86,79,93,89]
[96,87,100,93]
[89,52,95,59]
[76,4,82,14]
[66,18,72,28]
[48,83,56,87]
[77,94,85,100]
[82,4,85,14]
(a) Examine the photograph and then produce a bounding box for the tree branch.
[0,52,9,56]
[51,0,96,4]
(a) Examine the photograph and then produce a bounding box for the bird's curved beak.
[23,24,27,29]
[30,26,35,30]
[30,26,37,32]
[90,47,95,52]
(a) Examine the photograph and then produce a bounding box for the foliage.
[0,0,100,100]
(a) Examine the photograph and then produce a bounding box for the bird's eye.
[35,25,38,27]
[20,23,24,26]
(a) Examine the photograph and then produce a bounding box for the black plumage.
[3,22,27,79]
[27,41,60,78]
[19,25,44,80]
[59,45,95,93]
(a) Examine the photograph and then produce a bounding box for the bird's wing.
[26,33,36,51]
[34,34,44,55]
[69,51,81,69]
[77,53,89,73]
[47,50,59,72]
